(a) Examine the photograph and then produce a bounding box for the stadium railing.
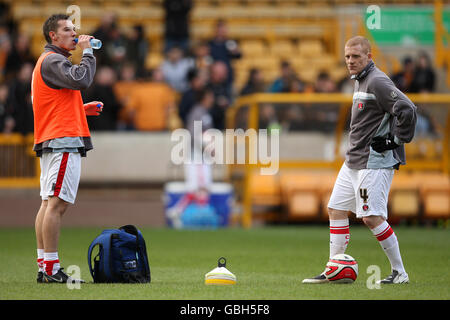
[0,133,39,188]
[226,93,450,227]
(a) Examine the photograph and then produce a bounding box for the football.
[325,254,358,283]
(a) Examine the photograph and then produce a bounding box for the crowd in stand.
[0,0,439,136]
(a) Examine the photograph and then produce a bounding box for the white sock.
[44,252,60,276]
[37,249,44,272]
[329,219,350,259]
[370,221,405,273]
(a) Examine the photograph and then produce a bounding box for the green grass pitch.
[0,225,448,300]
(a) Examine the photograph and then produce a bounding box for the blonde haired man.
[303,36,417,284]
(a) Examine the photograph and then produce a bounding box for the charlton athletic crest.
[357,102,364,110]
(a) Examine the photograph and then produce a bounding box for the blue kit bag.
[88,225,151,283]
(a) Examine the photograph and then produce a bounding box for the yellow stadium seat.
[423,193,449,218]
[298,40,324,57]
[389,173,420,219]
[280,171,338,220]
[280,172,320,198]
[298,68,318,83]
[416,172,450,219]
[328,65,348,82]
[269,40,295,59]
[318,172,338,220]
[417,138,441,160]
[291,57,309,69]
[405,141,421,159]
[288,192,320,219]
[11,3,42,19]
[247,56,279,71]
[312,53,336,71]
[390,191,421,218]
[249,172,281,206]
[240,40,267,57]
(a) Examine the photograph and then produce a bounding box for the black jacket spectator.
[7,62,34,134]
[410,52,435,93]
[179,68,207,126]
[207,61,232,130]
[208,20,241,90]
[391,56,415,93]
[125,25,149,78]
[82,66,122,131]
[240,68,265,96]
[163,0,192,53]
[4,33,35,81]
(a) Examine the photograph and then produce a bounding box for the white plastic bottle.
[74,38,102,49]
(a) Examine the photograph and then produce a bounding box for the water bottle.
[74,38,102,49]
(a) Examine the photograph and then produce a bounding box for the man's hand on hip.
[371,135,399,153]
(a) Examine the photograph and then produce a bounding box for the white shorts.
[327,163,394,219]
[40,152,81,204]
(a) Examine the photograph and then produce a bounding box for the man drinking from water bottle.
[32,13,103,284]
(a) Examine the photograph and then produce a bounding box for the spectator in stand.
[0,82,12,133]
[259,103,280,131]
[0,2,17,36]
[161,45,195,93]
[192,40,213,77]
[411,51,435,93]
[288,76,305,93]
[105,26,128,73]
[186,88,215,137]
[163,0,192,53]
[125,25,149,79]
[92,12,119,66]
[4,32,35,81]
[0,25,11,81]
[7,62,34,134]
[179,68,208,126]
[391,56,415,93]
[312,71,339,133]
[314,71,337,93]
[207,61,232,130]
[208,19,242,92]
[82,66,122,131]
[268,60,295,93]
[240,68,266,96]
[114,63,137,107]
[114,63,138,130]
[125,67,177,131]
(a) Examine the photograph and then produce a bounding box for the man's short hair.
[43,14,70,44]
[345,36,371,54]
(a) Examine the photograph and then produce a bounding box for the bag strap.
[87,235,101,280]
[120,225,151,281]
[102,233,114,281]
[87,233,114,282]
[137,229,151,281]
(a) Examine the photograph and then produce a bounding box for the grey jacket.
[33,44,96,157]
[41,44,95,90]
[345,61,417,170]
